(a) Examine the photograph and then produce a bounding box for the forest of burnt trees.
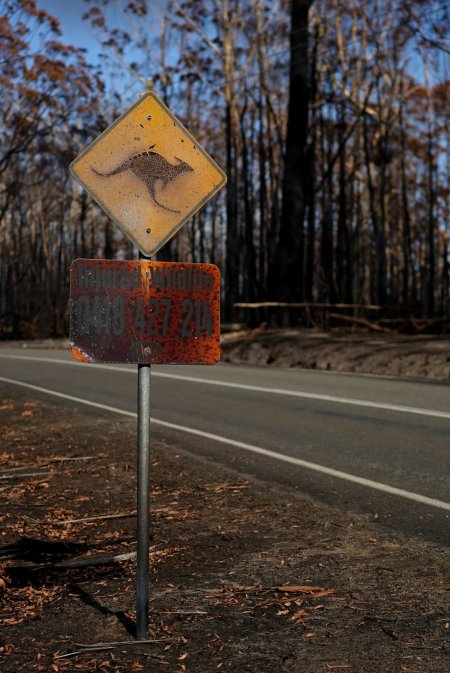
[0,0,449,338]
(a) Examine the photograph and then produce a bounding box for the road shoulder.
[1,387,448,672]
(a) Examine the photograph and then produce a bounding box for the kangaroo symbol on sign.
[92,147,194,213]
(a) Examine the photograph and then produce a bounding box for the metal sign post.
[69,91,226,640]
[136,360,150,637]
[136,252,151,639]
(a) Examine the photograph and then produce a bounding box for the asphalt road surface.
[0,347,449,545]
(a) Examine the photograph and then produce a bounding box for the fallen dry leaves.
[203,582,337,626]
[1,583,63,626]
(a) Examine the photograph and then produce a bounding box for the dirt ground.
[220,328,450,380]
[0,388,449,672]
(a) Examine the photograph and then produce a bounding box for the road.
[0,347,449,544]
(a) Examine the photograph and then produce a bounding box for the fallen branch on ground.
[234,302,382,310]
[329,313,393,333]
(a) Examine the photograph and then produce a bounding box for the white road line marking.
[154,374,450,420]
[1,353,450,420]
[0,375,449,513]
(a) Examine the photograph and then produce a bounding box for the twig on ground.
[203,482,251,492]
[8,545,162,570]
[47,456,96,463]
[52,550,139,568]
[55,639,172,659]
[164,610,209,615]
[0,471,52,480]
[26,510,137,525]
[8,551,135,570]
[1,457,94,474]
[55,646,114,658]
[2,466,50,474]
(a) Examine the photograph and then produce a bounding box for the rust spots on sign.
[69,259,221,365]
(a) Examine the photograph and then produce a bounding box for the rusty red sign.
[69,259,220,364]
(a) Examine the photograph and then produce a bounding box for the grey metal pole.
[136,252,151,639]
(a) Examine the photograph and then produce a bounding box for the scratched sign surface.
[69,93,226,257]
[70,259,220,364]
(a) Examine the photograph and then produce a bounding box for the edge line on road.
[1,354,449,420]
[1,375,449,513]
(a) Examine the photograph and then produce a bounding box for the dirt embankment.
[1,390,448,672]
[2,330,450,380]
[221,329,450,380]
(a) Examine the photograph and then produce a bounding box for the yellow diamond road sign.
[70,92,226,257]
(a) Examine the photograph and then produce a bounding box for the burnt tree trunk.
[240,102,257,306]
[399,85,416,307]
[305,21,319,303]
[268,0,312,320]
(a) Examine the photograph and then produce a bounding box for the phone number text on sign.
[69,259,221,364]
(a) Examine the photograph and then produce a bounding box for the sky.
[36,0,104,63]
[35,0,172,102]
[34,0,449,96]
